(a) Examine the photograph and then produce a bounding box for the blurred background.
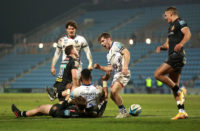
[0,0,200,94]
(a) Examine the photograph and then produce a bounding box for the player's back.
[71,84,103,108]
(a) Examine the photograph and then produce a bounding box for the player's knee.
[154,71,160,79]
[110,89,117,97]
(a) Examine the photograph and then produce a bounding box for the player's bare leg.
[110,82,123,106]
[154,63,187,120]
[12,104,52,117]
[169,72,188,120]
[110,81,129,118]
[154,63,176,88]
[26,105,52,116]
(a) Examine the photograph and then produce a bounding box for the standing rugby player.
[154,6,191,120]
[51,20,93,77]
[94,33,131,118]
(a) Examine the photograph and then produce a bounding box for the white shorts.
[112,70,131,88]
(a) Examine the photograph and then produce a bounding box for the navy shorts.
[165,51,186,73]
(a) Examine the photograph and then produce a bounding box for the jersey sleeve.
[57,38,63,49]
[81,36,88,49]
[178,20,188,30]
[114,42,125,53]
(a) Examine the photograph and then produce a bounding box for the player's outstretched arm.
[83,46,93,70]
[94,63,112,72]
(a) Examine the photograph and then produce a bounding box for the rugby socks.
[118,105,127,113]
[15,110,27,117]
[21,111,27,117]
[172,85,179,94]
[177,101,185,113]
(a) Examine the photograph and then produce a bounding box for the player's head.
[65,45,78,57]
[65,20,77,38]
[71,96,87,111]
[80,68,92,82]
[98,32,112,49]
[164,6,178,23]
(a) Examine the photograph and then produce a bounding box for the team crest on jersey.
[75,40,78,44]
[53,106,57,110]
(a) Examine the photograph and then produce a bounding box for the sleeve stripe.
[81,45,88,49]
[57,46,62,49]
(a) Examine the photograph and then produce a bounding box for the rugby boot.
[171,112,188,120]
[11,104,21,117]
[46,86,57,101]
[116,110,130,118]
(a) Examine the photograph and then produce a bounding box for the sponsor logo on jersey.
[179,20,186,26]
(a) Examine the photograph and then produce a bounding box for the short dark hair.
[65,20,77,29]
[165,6,178,15]
[65,45,73,55]
[81,68,92,81]
[98,32,111,42]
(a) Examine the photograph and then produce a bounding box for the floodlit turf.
[1,93,200,131]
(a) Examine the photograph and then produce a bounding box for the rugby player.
[154,6,191,120]
[11,96,87,118]
[51,20,93,77]
[94,33,131,118]
[47,68,108,117]
[47,45,80,102]
[12,70,107,118]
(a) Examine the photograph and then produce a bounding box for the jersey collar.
[66,34,77,39]
[82,84,92,86]
[109,41,114,50]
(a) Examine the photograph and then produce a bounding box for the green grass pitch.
[0,93,200,131]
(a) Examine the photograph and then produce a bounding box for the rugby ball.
[129,104,142,116]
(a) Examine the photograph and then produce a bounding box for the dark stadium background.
[0,0,200,93]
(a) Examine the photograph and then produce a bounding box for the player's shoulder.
[112,41,124,49]
[58,35,67,45]
[75,35,86,40]
[59,34,68,40]
[176,18,187,26]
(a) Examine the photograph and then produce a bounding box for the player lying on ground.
[12,94,107,118]
[46,68,108,117]
[12,96,87,118]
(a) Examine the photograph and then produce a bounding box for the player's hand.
[88,65,93,70]
[156,46,161,53]
[94,63,101,69]
[51,67,56,76]
[122,67,128,75]
[174,43,183,52]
